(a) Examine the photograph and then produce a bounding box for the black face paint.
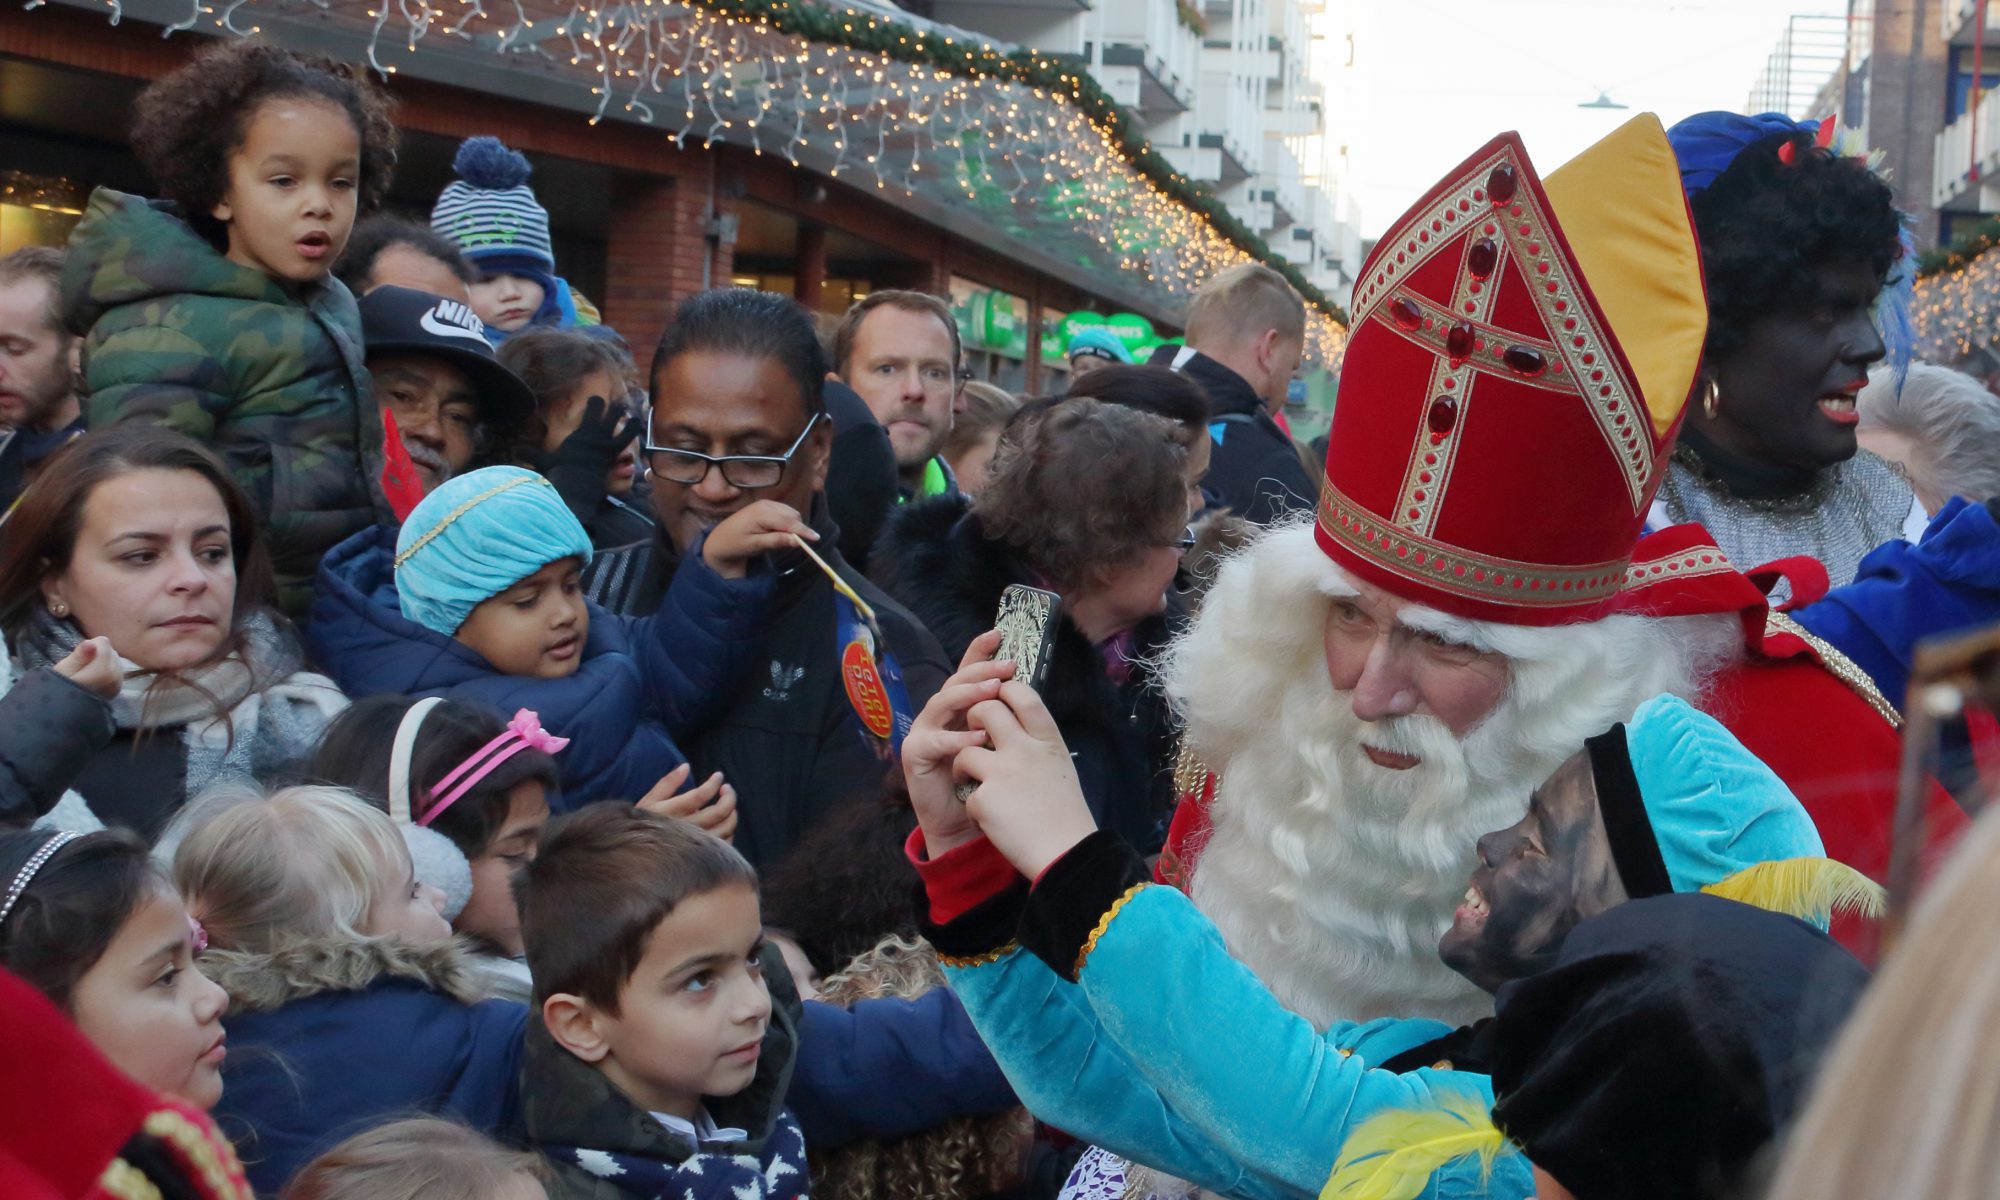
[1695,259,1887,479]
[1438,751,1627,994]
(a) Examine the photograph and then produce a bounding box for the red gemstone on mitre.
[1467,237,1498,280]
[1446,321,1475,362]
[1487,163,1518,205]
[1503,345,1546,376]
[1428,396,1459,434]
[1390,298,1423,330]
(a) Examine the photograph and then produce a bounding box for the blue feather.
[452,136,533,190]
[1877,219,1918,393]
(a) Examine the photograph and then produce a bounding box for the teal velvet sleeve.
[1074,885,1533,1200]
[944,944,1296,1200]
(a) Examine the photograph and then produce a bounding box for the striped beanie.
[431,136,556,275]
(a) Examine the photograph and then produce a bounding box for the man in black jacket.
[0,248,83,512]
[1149,262,1317,525]
[584,297,948,867]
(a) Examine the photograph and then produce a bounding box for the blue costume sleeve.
[944,945,1295,1200]
[610,531,774,736]
[1793,497,2000,708]
[1071,885,1528,1200]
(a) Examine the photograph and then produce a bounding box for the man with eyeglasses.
[831,291,963,503]
[582,288,948,868]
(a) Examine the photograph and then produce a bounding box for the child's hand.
[637,765,740,843]
[902,631,1014,859]
[51,636,122,699]
[956,678,1096,880]
[552,395,646,472]
[702,501,817,579]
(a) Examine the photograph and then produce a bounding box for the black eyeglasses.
[1171,526,1196,552]
[643,412,822,489]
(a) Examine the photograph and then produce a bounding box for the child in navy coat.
[307,466,814,810]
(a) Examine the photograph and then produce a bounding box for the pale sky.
[1319,0,1849,238]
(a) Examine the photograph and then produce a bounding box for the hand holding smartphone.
[955,584,1062,802]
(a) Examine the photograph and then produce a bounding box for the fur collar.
[200,936,489,1011]
[874,495,1173,736]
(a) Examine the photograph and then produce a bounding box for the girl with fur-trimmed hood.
[172,785,528,1197]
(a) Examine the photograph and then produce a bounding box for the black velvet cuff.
[918,877,1030,966]
[1018,831,1151,983]
[1587,724,1671,900]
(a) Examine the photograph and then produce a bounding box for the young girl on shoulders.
[63,39,401,611]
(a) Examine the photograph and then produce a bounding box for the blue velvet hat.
[394,466,594,636]
[1589,694,1882,928]
[1664,111,1819,196]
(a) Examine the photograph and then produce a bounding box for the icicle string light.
[39,0,1346,362]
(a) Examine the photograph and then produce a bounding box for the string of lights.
[28,0,1348,364]
[1913,245,2000,363]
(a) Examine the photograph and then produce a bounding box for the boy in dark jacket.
[517,803,809,1199]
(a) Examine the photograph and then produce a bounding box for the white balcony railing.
[1262,140,1307,223]
[1091,0,1200,112]
[1934,88,2000,208]
[1943,0,2000,44]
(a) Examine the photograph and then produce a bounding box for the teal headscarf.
[394,466,594,636]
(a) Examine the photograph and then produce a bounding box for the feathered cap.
[1318,115,1707,625]
[1487,893,1868,1200]
[431,136,557,276]
[1592,694,1883,929]
[1666,110,1915,386]
[1320,895,1868,1200]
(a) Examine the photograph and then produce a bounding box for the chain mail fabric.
[1653,448,1916,589]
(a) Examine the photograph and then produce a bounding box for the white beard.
[1163,520,1739,1029]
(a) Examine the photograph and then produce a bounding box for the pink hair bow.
[423,708,568,825]
[504,708,570,754]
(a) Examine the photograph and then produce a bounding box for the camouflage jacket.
[61,188,389,615]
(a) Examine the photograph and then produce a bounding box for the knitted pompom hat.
[431,136,556,275]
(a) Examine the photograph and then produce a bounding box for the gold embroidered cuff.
[939,941,1019,969]
[1075,883,1149,978]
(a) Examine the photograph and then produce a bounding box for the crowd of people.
[9,31,2000,1200]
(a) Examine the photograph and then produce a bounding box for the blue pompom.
[452,136,533,190]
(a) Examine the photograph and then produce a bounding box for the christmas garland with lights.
[698,0,1347,325]
[1917,216,2000,280]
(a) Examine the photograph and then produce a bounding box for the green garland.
[1918,215,2000,280]
[1175,0,1207,37]
[694,0,1349,327]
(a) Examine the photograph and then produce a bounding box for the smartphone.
[956,584,1063,803]
[992,583,1063,693]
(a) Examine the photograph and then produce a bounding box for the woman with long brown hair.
[0,426,346,838]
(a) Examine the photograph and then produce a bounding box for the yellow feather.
[1699,857,1885,923]
[1319,1093,1513,1200]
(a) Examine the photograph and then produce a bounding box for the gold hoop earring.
[1700,378,1720,421]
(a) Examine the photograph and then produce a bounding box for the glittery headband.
[393,473,549,569]
[0,831,82,928]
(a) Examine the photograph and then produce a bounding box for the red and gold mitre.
[1318,115,1707,625]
